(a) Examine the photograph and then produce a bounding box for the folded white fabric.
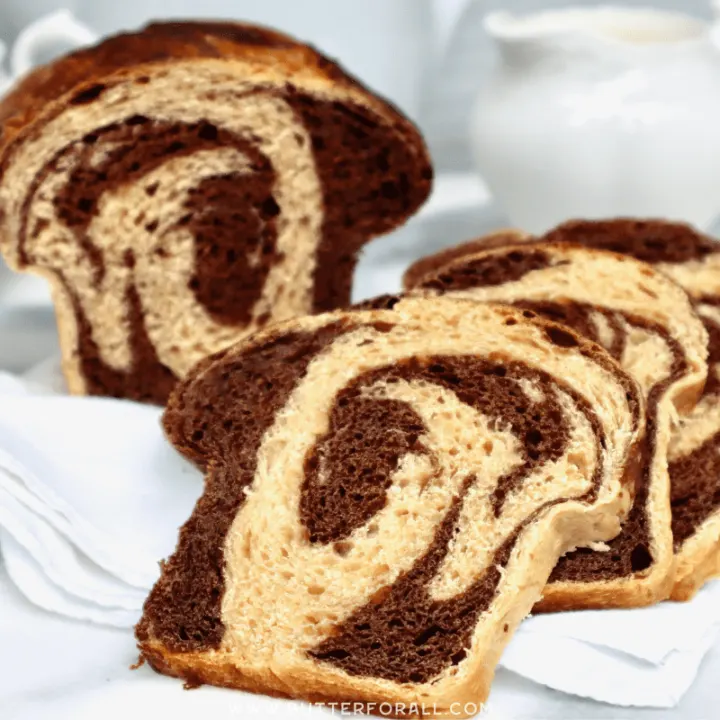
[505,583,720,708]
[0,367,203,627]
[0,363,719,709]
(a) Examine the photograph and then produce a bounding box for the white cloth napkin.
[0,364,719,710]
[505,585,720,708]
[0,367,203,627]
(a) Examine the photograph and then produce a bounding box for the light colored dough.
[139,297,643,717]
[407,244,708,610]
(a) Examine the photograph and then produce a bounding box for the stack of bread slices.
[404,220,720,607]
[0,20,716,720]
[134,219,718,717]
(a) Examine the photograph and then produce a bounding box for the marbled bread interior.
[0,21,432,404]
[407,242,708,610]
[539,220,720,601]
[411,220,720,600]
[136,297,642,717]
[402,230,530,290]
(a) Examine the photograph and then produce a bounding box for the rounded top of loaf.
[403,219,720,291]
[409,240,705,336]
[543,219,720,265]
[0,20,424,151]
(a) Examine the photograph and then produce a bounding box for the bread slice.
[540,220,720,601]
[409,220,720,600]
[137,296,642,716]
[0,21,432,404]
[402,230,530,290]
[407,243,708,610]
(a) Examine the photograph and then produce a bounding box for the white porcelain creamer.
[470,5,720,234]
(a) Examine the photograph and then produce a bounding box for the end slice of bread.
[0,20,432,404]
[136,296,642,716]
[407,241,708,610]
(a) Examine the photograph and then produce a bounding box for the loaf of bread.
[136,297,642,715]
[0,21,432,404]
[539,220,720,601]
[407,242,708,610]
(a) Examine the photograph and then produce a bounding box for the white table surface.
[2,551,719,720]
[1,175,719,719]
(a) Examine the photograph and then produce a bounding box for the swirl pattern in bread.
[406,242,708,610]
[136,297,642,714]
[0,21,432,403]
[406,220,720,601]
[538,220,720,601]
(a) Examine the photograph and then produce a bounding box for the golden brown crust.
[138,640,493,719]
[536,562,677,612]
[139,641,297,698]
[672,552,720,601]
[0,21,384,145]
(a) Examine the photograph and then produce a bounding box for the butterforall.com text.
[311,701,490,716]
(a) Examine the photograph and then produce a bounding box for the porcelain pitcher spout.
[470,5,720,234]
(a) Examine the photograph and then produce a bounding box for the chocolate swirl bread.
[137,297,642,715]
[407,243,708,610]
[0,21,432,404]
[406,220,720,600]
[538,220,720,601]
[402,230,531,290]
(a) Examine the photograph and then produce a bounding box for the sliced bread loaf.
[136,297,642,715]
[0,21,432,404]
[540,220,720,600]
[407,243,708,609]
[407,220,720,600]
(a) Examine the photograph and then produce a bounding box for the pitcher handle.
[10,10,98,80]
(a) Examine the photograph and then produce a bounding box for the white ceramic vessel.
[470,5,720,234]
[8,10,96,79]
